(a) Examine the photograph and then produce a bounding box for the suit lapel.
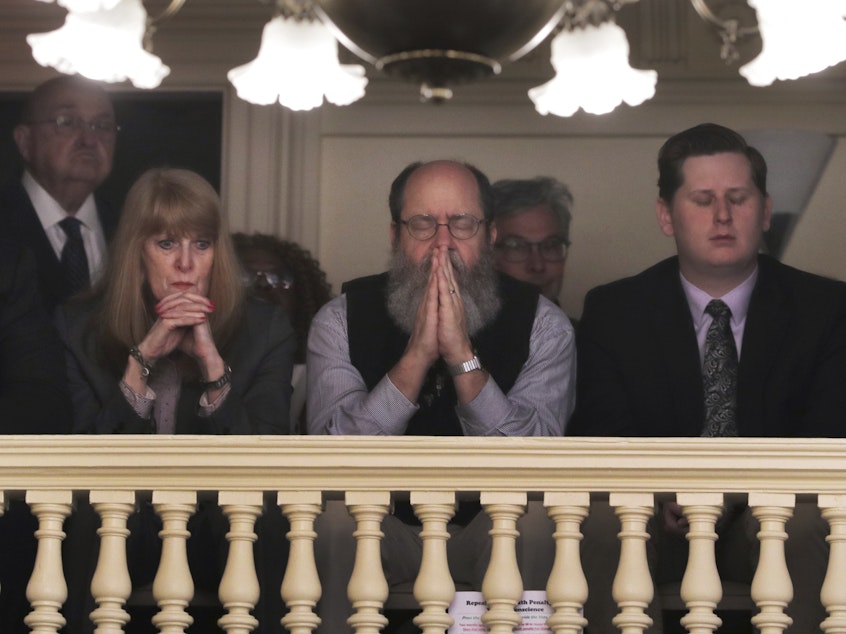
[649,261,705,436]
[2,180,66,311]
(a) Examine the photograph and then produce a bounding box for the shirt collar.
[22,170,98,230]
[680,267,758,328]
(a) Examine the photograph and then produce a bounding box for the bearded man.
[306,159,575,633]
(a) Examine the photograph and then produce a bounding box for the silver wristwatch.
[448,355,482,377]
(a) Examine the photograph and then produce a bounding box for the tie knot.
[705,299,731,320]
[59,216,84,239]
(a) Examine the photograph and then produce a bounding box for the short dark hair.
[388,160,494,223]
[492,176,574,244]
[657,123,768,202]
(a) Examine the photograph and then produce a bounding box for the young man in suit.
[1,74,119,314]
[569,123,846,633]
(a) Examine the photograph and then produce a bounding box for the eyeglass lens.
[496,237,568,262]
[33,114,119,138]
[402,214,483,240]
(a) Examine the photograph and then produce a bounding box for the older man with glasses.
[307,159,576,634]
[1,74,120,315]
[491,176,574,305]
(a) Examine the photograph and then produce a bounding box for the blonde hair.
[97,168,244,368]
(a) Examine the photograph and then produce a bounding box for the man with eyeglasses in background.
[307,159,576,633]
[1,74,120,315]
[492,176,573,305]
[0,74,118,633]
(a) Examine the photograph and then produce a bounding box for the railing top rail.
[1,436,844,496]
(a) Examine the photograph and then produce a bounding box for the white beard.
[386,245,502,336]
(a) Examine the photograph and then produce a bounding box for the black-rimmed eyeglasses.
[495,236,570,263]
[27,114,120,139]
[398,214,486,241]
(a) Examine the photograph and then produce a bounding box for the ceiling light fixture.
[27,0,173,88]
[690,0,846,87]
[227,0,368,111]
[528,0,656,117]
[24,0,846,115]
[313,0,569,104]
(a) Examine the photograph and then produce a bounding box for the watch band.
[448,355,482,377]
[202,364,232,391]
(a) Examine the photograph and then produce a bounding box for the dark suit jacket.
[55,297,296,435]
[0,176,120,315]
[569,255,846,438]
[0,238,72,433]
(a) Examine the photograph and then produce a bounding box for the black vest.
[343,272,538,436]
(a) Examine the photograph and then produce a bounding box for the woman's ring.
[449,288,456,294]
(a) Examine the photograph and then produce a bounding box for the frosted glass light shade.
[227,15,368,111]
[740,0,846,86]
[27,0,170,88]
[529,22,657,117]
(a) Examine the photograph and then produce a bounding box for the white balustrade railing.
[1,435,845,633]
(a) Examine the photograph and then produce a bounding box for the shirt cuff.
[198,383,232,417]
[455,376,510,435]
[119,379,155,419]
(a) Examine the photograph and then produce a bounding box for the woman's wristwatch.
[202,364,232,391]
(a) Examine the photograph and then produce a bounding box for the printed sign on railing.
[447,590,573,634]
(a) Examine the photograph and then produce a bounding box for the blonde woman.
[56,167,294,434]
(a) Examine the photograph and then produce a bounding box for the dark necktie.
[59,216,90,295]
[701,299,738,437]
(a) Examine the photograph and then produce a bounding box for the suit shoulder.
[585,257,678,307]
[760,256,846,305]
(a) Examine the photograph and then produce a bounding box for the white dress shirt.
[22,171,108,284]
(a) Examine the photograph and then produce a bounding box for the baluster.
[279,491,323,634]
[218,491,262,634]
[411,491,456,634]
[544,492,589,634]
[818,495,846,634]
[678,493,723,634]
[610,492,654,634]
[749,492,794,634]
[24,490,73,634]
[346,491,390,634]
[89,491,135,634]
[480,491,526,634]
[151,490,197,634]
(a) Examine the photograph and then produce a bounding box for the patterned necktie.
[701,299,738,437]
[59,216,90,295]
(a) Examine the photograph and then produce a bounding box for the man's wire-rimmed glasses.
[495,236,569,263]
[27,114,120,140]
[398,214,486,241]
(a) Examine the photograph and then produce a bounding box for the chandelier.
[24,0,846,116]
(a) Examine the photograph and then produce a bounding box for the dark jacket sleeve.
[56,299,295,435]
[200,301,295,435]
[567,285,637,436]
[0,244,72,433]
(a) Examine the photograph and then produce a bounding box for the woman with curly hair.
[232,232,332,428]
[232,233,332,361]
